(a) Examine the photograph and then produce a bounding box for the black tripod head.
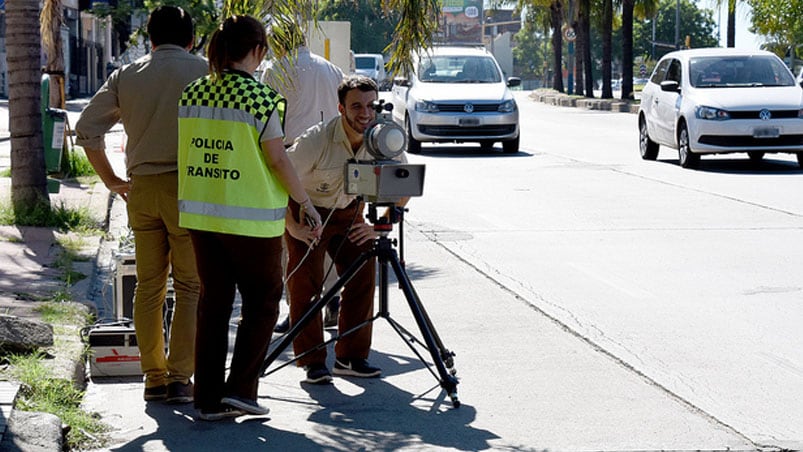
[365,201,405,232]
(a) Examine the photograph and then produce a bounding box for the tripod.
[260,202,460,408]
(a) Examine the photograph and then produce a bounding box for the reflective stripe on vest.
[179,200,286,222]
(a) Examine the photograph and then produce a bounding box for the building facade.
[0,0,128,99]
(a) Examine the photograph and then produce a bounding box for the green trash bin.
[41,74,68,174]
[42,108,67,174]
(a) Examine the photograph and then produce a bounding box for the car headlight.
[498,99,517,113]
[415,101,439,113]
[695,106,730,120]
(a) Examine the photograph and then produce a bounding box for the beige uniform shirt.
[75,45,208,176]
[288,115,407,210]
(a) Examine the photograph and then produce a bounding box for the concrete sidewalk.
[1,97,760,451]
[0,97,113,449]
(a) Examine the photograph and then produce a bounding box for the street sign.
[563,26,576,42]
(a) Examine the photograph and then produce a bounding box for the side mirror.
[507,77,521,88]
[660,80,680,92]
[393,77,411,88]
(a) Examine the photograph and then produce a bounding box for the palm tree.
[621,0,635,99]
[620,0,661,100]
[6,0,50,215]
[573,17,585,96]
[550,0,565,92]
[600,0,613,98]
[724,0,736,47]
[41,0,66,109]
[580,0,594,96]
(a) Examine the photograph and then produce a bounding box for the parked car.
[638,48,803,168]
[353,53,388,89]
[390,45,521,153]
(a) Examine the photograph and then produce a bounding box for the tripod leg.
[260,250,373,377]
[387,252,460,407]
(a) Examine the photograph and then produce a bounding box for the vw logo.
[463,103,474,113]
[759,109,771,120]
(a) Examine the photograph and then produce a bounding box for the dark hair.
[208,15,268,80]
[337,75,379,105]
[147,6,194,48]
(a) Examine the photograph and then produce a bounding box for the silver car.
[638,48,803,168]
[391,46,521,154]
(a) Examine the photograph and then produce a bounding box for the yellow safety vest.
[178,71,288,238]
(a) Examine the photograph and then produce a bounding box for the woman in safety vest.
[177,15,322,422]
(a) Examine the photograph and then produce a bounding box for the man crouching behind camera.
[284,75,409,385]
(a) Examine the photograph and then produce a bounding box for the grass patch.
[35,301,93,326]
[53,236,91,286]
[6,351,109,450]
[66,147,97,178]
[0,200,102,233]
[0,167,10,177]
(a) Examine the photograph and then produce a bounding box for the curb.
[529,89,640,113]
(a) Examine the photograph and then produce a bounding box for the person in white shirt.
[261,25,344,147]
[261,24,345,330]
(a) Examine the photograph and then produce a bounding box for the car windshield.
[355,57,377,69]
[417,56,501,83]
[689,55,796,88]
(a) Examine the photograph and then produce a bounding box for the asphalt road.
[404,91,803,449]
[78,92,801,450]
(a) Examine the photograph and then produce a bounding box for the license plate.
[459,118,480,126]
[753,127,780,138]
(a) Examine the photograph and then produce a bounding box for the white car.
[353,53,388,89]
[638,48,803,168]
[390,46,521,154]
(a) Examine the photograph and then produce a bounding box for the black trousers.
[189,230,282,410]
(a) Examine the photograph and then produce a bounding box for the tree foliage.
[748,0,803,59]
[632,0,718,61]
[317,0,399,54]
[89,0,221,53]
[513,7,550,81]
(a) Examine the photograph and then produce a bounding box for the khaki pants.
[285,199,375,367]
[128,172,200,387]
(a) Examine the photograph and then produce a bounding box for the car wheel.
[639,117,659,160]
[678,123,699,169]
[748,151,764,163]
[502,135,519,154]
[480,140,495,151]
[405,116,421,154]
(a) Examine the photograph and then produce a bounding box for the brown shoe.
[143,384,167,402]
[166,381,194,404]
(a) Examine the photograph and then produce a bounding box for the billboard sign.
[440,0,483,44]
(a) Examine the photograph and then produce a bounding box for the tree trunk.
[7,0,50,213]
[42,0,66,109]
[582,0,594,98]
[573,20,584,97]
[601,0,613,99]
[727,0,736,48]
[621,0,634,100]
[550,0,564,93]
